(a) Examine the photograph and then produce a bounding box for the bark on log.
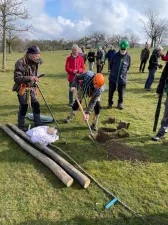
[1,125,73,187]
[9,124,90,188]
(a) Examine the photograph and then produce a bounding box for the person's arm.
[140,49,143,60]
[78,58,85,73]
[65,57,74,74]
[146,50,150,60]
[85,95,100,115]
[14,61,33,84]
[161,55,168,61]
[127,55,131,71]
[109,54,115,71]
[71,73,86,88]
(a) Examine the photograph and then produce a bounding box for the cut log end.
[83,179,91,188]
[67,179,74,187]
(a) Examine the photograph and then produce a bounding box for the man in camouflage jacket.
[12,46,43,131]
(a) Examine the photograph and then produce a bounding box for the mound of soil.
[96,128,129,142]
[104,140,146,162]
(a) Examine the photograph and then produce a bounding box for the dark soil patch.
[104,140,146,162]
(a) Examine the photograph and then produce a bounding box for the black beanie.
[27,46,40,54]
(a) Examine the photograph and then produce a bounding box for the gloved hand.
[158,64,163,69]
[30,76,40,82]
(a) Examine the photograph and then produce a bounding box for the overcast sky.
[24,0,168,42]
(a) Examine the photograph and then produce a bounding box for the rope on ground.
[49,144,152,225]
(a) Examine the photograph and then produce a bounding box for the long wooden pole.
[9,124,90,188]
[1,125,73,187]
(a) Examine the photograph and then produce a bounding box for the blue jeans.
[145,68,157,89]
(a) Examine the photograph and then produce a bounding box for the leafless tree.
[0,0,31,69]
[89,31,105,48]
[139,10,168,47]
[127,32,140,48]
[103,34,114,48]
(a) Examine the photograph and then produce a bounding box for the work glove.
[30,76,40,82]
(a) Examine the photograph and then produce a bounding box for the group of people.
[12,41,168,141]
[77,45,116,73]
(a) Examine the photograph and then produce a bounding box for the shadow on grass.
[125,135,168,163]
[17,213,168,225]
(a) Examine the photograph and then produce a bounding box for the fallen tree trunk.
[1,125,73,187]
[9,124,90,188]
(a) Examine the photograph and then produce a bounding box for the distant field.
[0,49,168,225]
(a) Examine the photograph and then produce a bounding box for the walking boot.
[117,103,124,110]
[64,110,76,123]
[33,114,43,127]
[152,133,165,141]
[18,115,27,132]
[91,114,99,131]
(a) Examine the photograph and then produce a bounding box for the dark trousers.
[108,82,126,105]
[97,64,102,73]
[69,82,73,104]
[18,90,42,127]
[72,100,102,115]
[139,59,147,72]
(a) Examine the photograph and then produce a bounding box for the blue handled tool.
[105,198,118,209]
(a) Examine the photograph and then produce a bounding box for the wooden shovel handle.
[75,92,86,118]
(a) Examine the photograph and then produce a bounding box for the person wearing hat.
[64,71,106,131]
[144,45,163,91]
[108,39,131,110]
[12,46,43,131]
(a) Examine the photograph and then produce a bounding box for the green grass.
[0,49,168,225]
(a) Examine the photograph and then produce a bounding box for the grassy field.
[0,48,168,225]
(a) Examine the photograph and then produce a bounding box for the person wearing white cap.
[144,45,163,91]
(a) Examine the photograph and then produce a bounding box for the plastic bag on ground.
[26,126,59,146]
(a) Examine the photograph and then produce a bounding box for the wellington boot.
[64,110,76,123]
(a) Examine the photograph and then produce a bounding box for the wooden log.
[1,125,73,187]
[9,124,91,188]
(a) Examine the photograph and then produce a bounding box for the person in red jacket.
[65,44,85,106]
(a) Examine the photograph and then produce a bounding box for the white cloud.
[23,0,168,43]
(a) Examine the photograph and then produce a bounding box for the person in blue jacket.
[106,45,116,72]
[108,40,131,110]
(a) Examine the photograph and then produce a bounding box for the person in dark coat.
[152,54,168,141]
[144,46,163,91]
[108,40,131,110]
[139,42,150,73]
[87,48,95,71]
[12,46,43,131]
[106,45,116,72]
[96,46,103,73]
